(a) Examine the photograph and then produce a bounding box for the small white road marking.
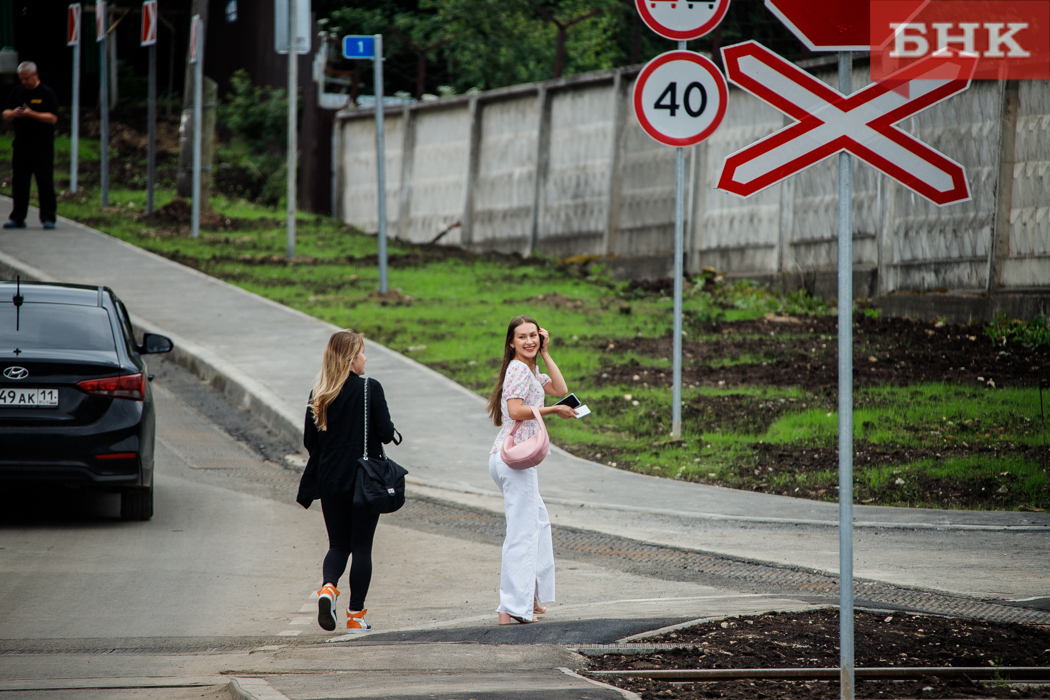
[276,630,301,636]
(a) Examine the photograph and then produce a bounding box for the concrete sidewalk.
[2,202,1048,604]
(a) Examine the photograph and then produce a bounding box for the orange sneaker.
[346,608,372,633]
[317,585,339,631]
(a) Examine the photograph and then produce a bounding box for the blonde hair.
[310,330,364,430]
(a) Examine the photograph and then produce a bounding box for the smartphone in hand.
[554,393,590,418]
[554,393,581,408]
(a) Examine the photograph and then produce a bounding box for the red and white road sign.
[189,14,201,63]
[141,0,157,46]
[635,0,731,41]
[634,51,727,147]
[716,41,977,206]
[96,1,105,42]
[764,0,869,51]
[67,4,81,46]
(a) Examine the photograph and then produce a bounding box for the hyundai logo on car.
[3,367,29,380]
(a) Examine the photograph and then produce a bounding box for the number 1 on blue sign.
[343,35,375,59]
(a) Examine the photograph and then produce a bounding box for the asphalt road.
[1,353,1047,700]
[0,408,325,643]
[0,355,818,699]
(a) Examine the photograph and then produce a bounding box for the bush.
[985,313,1050,350]
[219,70,288,151]
[216,70,289,205]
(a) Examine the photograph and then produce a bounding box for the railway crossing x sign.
[716,41,979,206]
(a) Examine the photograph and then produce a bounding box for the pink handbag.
[500,405,550,470]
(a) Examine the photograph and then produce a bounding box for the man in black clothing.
[2,62,59,229]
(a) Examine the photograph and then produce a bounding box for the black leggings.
[320,492,380,611]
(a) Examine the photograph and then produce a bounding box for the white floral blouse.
[490,359,550,455]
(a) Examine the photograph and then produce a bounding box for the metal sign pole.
[374,33,388,293]
[671,36,687,437]
[147,41,156,213]
[70,5,81,194]
[191,15,202,239]
[99,1,109,207]
[837,49,855,700]
[286,0,297,259]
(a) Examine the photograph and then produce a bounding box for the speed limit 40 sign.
[633,51,727,147]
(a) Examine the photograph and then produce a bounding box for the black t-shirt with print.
[5,82,59,146]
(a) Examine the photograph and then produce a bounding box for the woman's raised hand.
[538,328,551,354]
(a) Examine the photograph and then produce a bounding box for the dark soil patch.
[80,116,181,155]
[139,198,282,233]
[626,277,692,295]
[148,234,556,271]
[748,442,1048,509]
[51,117,182,191]
[583,392,794,436]
[528,292,594,312]
[597,314,1050,391]
[583,608,1050,700]
[583,312,1050,510]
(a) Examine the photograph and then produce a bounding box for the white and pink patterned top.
[490,359,551,455]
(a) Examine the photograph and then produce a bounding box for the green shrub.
[219,70,288,150]
[216,70,289,206]
[985,313,1050,350]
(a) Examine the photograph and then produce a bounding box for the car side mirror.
[139,333,173,354]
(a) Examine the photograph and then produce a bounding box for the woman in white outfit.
[486,314,577,625]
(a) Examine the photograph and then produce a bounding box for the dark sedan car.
[0,280,173,520]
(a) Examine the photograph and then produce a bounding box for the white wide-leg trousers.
[488,452,555,618]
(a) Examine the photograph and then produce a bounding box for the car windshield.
[0,303,117,352]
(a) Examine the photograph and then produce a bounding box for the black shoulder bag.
[353,378,408,514]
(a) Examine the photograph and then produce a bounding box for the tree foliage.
[216,70,289,205]
[219,70,288,150]
[318,0,806,97]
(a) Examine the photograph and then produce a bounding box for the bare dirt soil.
[597,314,1049,391]
[578,312,1050,510]
[584,609,1050,700]
[140,197,281,232]
[60,116,182,190]
[750,441,1047,509]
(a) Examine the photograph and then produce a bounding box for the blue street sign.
[343,35,375,59]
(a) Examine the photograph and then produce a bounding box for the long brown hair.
[486,314,540,427]
[310,329,364,430]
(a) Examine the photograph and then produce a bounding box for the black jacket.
[296,375,396,509]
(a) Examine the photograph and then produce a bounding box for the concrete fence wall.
[333,58,1050,312]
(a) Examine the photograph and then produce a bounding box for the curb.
[558,667,643,700]
[227,677,293,700]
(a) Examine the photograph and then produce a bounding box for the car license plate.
[0,388,60,408]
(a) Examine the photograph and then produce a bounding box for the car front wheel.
[121,483,154,521]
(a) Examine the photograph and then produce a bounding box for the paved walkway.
[2,199,1048,605]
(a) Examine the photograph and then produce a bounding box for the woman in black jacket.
[296,329,397,633]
